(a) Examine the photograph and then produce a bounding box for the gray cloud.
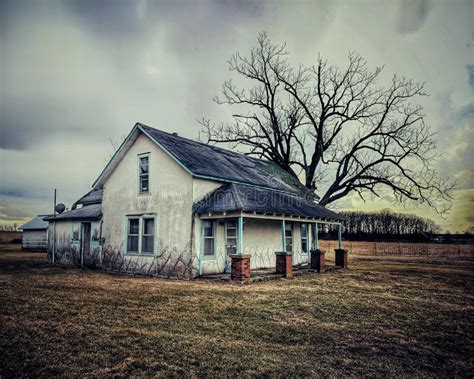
[397,0,432,34]
[0,0,472,231]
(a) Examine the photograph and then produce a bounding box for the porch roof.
[194,183,345,222]
[44,204,102,222]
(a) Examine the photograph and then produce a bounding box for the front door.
[81,223,91,266]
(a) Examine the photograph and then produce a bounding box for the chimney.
[172,132,178,136]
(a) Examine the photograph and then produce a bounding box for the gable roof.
[20,215,49,230]
[92,123,308,195]
[194,183,344,222]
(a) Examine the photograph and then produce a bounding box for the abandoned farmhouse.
[45,123,346,280]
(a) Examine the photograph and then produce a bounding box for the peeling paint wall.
[47,220,102,266]
[101,133,196,278]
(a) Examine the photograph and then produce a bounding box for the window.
[225,220,237,254]
[301,223,309,254]
[127,218,140,253]
[138,155,149,194]
[203,220,215,256]
[285,222,293,252]
[142,218,154,254]
[127,216,155,255]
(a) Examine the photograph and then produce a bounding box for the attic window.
[138,154,149,194]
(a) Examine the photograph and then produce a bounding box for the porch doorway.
[224,219,237,273]
[81,222,91,266]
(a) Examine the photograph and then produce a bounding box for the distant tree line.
[336,209,440,241]
[0,224,18,232]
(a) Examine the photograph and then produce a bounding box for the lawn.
[1,244,473,377]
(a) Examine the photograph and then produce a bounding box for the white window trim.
[301,223,309,254]
[202,220,216,258]
[125,214,156,256]
[137,153,150,195]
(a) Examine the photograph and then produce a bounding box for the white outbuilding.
[20,215,49,251]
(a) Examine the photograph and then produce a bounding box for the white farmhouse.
[46,123,345,280]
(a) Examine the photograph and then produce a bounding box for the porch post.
[338,224,343,249]
[281,219,286,252]
[310,223,325,272]
[312,223,319,250]
[237,216,244,254]
[335,224,348,268]
[199,219,204,276]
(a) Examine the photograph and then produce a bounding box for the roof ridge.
[138,122,271,164]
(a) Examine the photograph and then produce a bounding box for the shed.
[20,215,49,251]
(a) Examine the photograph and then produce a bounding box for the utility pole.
[52,188,56,264]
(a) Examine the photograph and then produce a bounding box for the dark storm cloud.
[397,0,432,34]
[0,0,472,231]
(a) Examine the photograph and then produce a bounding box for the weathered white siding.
[47,220,102,266]
[101,133,195,278]
[22,230,47,251]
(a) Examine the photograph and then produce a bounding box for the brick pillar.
[310,249,326,272]
[275,252,293,278]
[335,249,348,268]
[229,254,251,283]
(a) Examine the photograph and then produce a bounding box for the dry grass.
[1,244,473,377]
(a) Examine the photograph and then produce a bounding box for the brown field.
[0,231,22,243]
[1,244,473,377]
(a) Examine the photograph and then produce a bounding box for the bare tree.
[200,32,455,214]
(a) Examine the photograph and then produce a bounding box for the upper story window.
[138,154,149,194]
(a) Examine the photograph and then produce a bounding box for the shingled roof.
[20,215,49,230]
[44,204,102,222]
[194,183,344,222]
[74,188,103,206]
[93,123,309,195]
[139,124,309,194]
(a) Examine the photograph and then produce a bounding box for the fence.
[320,240,474,257]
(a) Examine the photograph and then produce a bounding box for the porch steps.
[200,265,343,283]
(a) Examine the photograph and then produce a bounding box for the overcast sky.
[0,0,473,232]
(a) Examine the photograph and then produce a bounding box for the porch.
[194,183,347,281]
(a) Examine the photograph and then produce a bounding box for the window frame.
[137,153,150,195]
[301,223,309,254]
[225,219,237,255]
[285,222,293,253]
[125,214,156,256]
[202,220,216,258]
